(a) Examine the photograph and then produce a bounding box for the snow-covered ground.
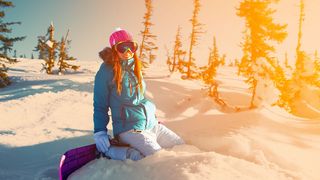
[0,59,319,180]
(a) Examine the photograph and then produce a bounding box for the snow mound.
[69,145,299,180]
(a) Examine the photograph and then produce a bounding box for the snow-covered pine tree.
[139,0,158,68]
[0,0,25,88]
[186,0,204,79]
[57,30,79,74]
[44,23,58,74]
[237,0,287,108]
[34,22,58,74]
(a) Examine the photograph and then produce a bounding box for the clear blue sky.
[4,0,320,65]
[5,0,146,61]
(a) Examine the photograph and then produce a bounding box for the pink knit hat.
[109,28,133,47]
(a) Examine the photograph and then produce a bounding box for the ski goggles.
[114,41,138,54]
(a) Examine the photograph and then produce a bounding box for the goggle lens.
[116,41,138,53]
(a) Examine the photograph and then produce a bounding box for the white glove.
[107,146,128,160]
[94,131,110,154]
[126,148,144,161]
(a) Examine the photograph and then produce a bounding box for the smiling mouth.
[123,55,133,60]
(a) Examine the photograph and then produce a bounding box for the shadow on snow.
[0,133,95,180]
[0,76,93,102]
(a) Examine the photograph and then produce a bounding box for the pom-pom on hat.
[109,27,133,47]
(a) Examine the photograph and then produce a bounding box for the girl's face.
[117,49,134,60]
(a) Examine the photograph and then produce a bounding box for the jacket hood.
[99,47,113,65]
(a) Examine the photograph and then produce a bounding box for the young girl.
[93,28,184,159]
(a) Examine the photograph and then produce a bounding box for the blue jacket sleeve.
[93,64,110,133]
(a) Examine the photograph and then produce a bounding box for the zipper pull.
[129,81,133,96]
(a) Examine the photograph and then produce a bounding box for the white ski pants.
[118,123,184,156]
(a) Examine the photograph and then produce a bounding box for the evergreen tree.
[57,30,79,74]
[165,46,172,71]
[168,26,186,73]
[13,49,16,58]
[237,0,287,108]
[276,0,320,116]
[34,22,58,74]
[0,0,25,88]
[202,36,219,84]
[0,63,9,87]
[31,53,34,59]
[45,23,58,74]
[34,35,47,60]
[202,38,222,91]
[292,0,319,87]
[220,54,226,66]
[186,0,204,79]
[139,0,158,67]
[35,24,78,74]
[2,39,12,56]
[200,36,226,107]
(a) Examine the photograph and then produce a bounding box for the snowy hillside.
[0,59,319,180]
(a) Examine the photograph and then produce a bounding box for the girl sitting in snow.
[93,28,184,160]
